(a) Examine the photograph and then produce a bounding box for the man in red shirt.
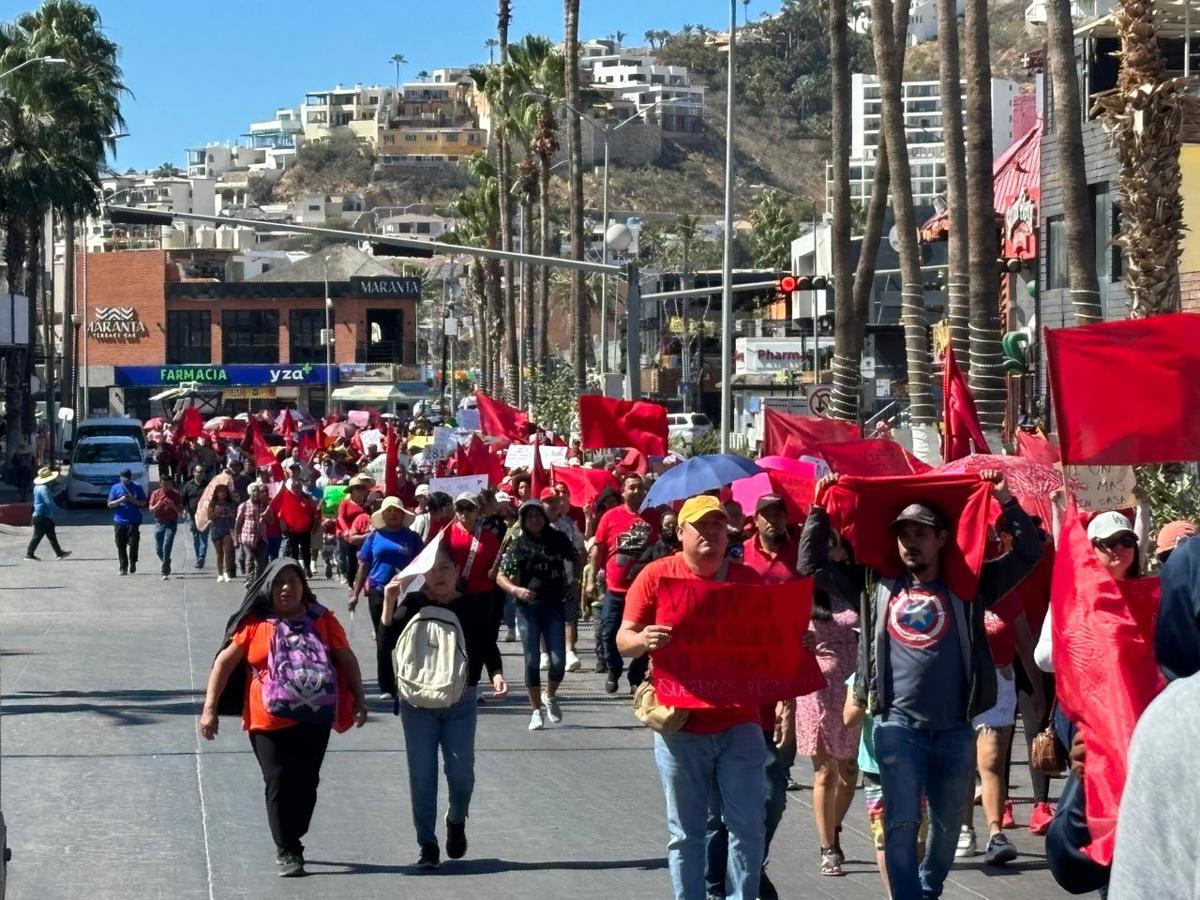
[741,494,800,582]
[445,491,500,596]
[617,494,769,900]
[336,474,373,587]
[589,474,659,694]
[148,473,183,579]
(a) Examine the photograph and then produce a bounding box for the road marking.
[182,589,217,900]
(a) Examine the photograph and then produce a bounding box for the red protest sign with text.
[650,578,824,709]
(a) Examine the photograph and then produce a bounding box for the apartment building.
[378,125,485,163]
[825,73,1019,210]
[301,83,397,142]
[580,44,706,135]
[853,0,966,45]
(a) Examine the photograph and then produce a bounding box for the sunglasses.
[1094,534,1137,551]
[454,504,477,513]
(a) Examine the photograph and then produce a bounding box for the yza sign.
[88,307,149,342]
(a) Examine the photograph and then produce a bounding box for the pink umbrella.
[732,472,775,517]
[757,455,818,477]
[324,421,358,440]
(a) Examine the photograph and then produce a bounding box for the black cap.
[119,468,133,479]
[890,502,947,531]
[755,493,787,514]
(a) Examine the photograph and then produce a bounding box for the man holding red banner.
[616,495,769,900]
[805,470,1043,900]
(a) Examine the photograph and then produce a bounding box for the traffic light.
[778,274,799,294]
[777,273,830,295]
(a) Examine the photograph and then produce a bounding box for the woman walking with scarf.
[198,558,368,877]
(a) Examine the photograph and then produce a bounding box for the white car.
[668,412,714,448]
[65,436,150,506]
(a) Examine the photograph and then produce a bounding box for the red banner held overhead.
[1046,312,1200,465]
[475,391,530,442]
[551,465,621,508]
[578,395,669,456]
[764,408,860,457]
[174,405,204,446]
[650,578,825,709]
[818,439,932,476]
[942,351,991,463]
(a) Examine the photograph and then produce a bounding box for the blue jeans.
[266,535,282,562]
[191,522,208,563]
[154,521,177,575]
[399,686,478,847]
[875,720,976,900]
[602,591,648,686]
[515,601,565,688]
[706,734,795,894]
[654,723,768,900]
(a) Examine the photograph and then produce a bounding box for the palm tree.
[484,37,499,64]
[870,0,933,427]
[937,0,970,366]
[1046,0,1101,324]
[1093,0,1183,317]
[828,0,855,420]
[390,52,406,90]
[564,0,588,395]
[152,161,174,178]
[963,0,1004,432]
[644,29,659,50]
[496,1,518,403]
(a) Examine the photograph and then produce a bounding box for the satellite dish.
[888,225,902,252]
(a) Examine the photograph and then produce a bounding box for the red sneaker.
[1002,799,1016,830]
[1028,801,1056,836]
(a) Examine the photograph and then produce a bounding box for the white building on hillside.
[854,0,965,45]
[578,41,705,135]
[301,83,396,142]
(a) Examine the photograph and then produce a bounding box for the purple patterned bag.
[260,604,337,725]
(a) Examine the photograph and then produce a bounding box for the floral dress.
[795,596,862,759]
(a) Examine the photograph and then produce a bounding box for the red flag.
[475,391,530,442]
[296,429,319,463]
[268,483,316,533]
[765,469,817,521]
[173,405,204,447]
[942,351,991,463]
[1046,312,1200,465]
[1050,499,1166,865]
[449,441,472,476]
[464,435,503,488]
[551,465,620,508]
[615,448,650,476]
[578,395,669,456]
[764,408,860,457]
[823,473,994,601]
[244,419,278,469]
[1015,429,1060,465]
[384,424,399,498]
[530,437,549,498]
[818,439,932,476]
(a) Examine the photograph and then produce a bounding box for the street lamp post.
[0,56,67,80]
[719,0,738,454]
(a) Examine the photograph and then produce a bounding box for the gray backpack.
[393,606,469,708]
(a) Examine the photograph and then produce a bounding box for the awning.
[330,383,430,403]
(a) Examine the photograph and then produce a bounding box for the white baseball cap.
[1087,510,1136,542]
[415,483,430,497]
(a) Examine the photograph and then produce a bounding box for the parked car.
[65,436,150,506]
[668,412,714,448]
[65,416,146,458]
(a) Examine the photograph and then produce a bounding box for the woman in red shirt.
[199,559,367,877]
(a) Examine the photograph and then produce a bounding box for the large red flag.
[384,423,400,498]
[551,465,620,508]
[942,351,990,463]
[295,429,320,463]
[173,405,204,447]
[465,435,503,487]
[822,473,994,601]
[1050,499,1166,865]
[269,483,317,533]
[1015,428,1060,465]
[475,391,530,442]
[578,395,669,456]
[818,439,932,476]
[529,437,549,498]
[1046,312,1200,465]
[244,419,278,469]
[763,408,860,457]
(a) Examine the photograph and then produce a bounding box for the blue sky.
[1,0,768,171]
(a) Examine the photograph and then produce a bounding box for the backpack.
[393,605,469,709]
[259,606,338,725]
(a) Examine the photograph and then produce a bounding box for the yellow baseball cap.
[678,494,728,526]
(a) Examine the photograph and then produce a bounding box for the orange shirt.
[232,610,350,732]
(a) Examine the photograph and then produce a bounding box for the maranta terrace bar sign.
[88,307,148,341]
[350,276,422,299]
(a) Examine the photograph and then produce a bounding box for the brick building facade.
[78,250,422,420]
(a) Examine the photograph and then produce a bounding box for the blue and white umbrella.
[641,453,763,510]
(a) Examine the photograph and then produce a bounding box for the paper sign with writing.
[650,578,824,709]
[429,474,488,498]
[457,408,481,432]
[359,428,383,453]
[504,443,569,470]
[1067,464,1136,512]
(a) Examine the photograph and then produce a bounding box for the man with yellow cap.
[25,466,71,561]
[618,494,769,900]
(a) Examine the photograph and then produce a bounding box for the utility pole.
[718,0,738,454]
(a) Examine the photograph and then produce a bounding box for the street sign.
[808,386,832,417]
[860,356,876,378]
[876,378,892,398]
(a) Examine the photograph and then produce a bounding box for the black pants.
[114,523,140,572]
[337,537,359,586]
[283,530,312,572]
[27,515,65,557]
[367,588,391,696]
[249,723,331,856]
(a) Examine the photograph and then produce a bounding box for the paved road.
[0,505,1070,899]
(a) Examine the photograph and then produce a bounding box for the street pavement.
[0,500,1071,899]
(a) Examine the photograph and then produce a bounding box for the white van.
[66,436,150,506]
[668,412,714,448]
[68,416,146,456]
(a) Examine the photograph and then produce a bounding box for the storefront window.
[222,310,279,364]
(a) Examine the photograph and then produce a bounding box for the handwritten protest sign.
[457,408,481,432]
[504,443,569,470]
[1067,465,1136,512]
[430,474,488,497]
[359,428,383,453]
[650,578,824,709]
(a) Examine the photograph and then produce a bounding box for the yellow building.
[378,126,485,162]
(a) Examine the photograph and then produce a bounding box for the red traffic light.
[778,274,798,293]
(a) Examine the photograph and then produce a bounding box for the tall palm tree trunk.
[520,191,536,405]
[963,0,1004,432]
[1095,0,1184,317]
[472,260,489,391]
[487,259,504,395]
[871,0,934,427]
[538,160,551,381]
[1046,0,1102,324]
[828,0,855,421]
[564,0,588,395]
[497,1,518,403]
[937,0,970,367]
[62,214,77,413]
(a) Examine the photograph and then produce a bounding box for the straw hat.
[33,466,58,485]
[370,496,411,530]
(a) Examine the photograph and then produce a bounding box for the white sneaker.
[565,650,581,672]
[217,574,225,583]
[503,626,517,643]
[545,696,563,723]
[539,652,550,671]
[528,707,547,731]
[956,825,978,858]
